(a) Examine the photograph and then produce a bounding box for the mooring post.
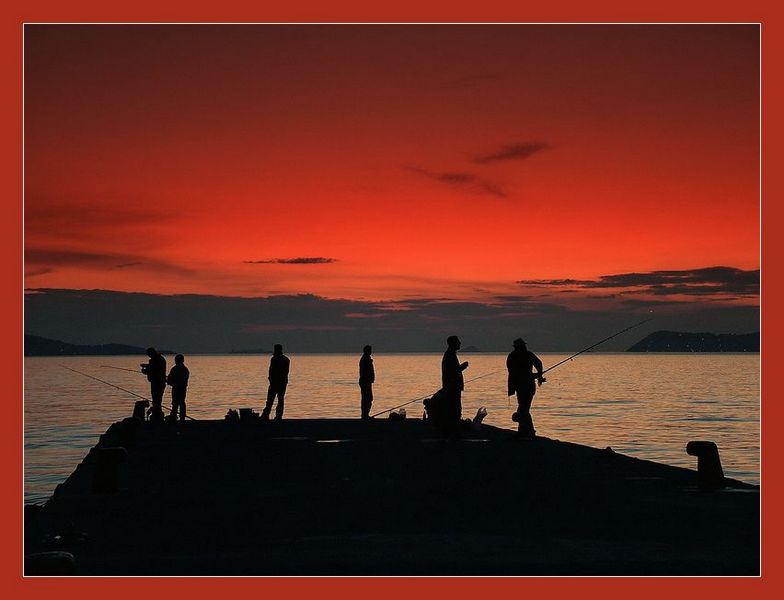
[686,440,725,488]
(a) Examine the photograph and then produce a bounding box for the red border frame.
[3,1,778,596]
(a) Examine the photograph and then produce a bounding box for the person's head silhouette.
[174,354,185,365]
[447,336,461,350]
[513,338,527,350]
[363,345,372,354]
[273,344,283,356]
[146,347,156,358]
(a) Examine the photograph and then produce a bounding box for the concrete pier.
[24,419,759,575]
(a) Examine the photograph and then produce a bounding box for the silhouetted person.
[442,335,469,429]
[359,345,375,419]
[262,344,290,420]
[507,338,544,438]
[141,347,166,422]
[166,354,190,423]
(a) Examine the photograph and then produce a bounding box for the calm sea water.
[24,353,760,503]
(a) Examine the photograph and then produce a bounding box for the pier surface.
[24,419,759,575]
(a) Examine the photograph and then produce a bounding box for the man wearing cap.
[507,338,544,438]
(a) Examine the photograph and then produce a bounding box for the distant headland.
[24,335,174,357]
[627,331,759,352]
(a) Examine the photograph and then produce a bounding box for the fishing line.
[59,365,197,421]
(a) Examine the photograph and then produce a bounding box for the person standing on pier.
[507,338,544,438]
[166,354,190,423]
[141,347,167,422]
[442,335,469,430]
[359,345,375,419]
[262,344,290,420]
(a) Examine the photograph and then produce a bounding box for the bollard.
[92,447,128,494]
[686,440,725,488]
[25,551,76,575]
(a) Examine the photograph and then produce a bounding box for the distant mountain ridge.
[24,335,173,356]
[627,331,759,352]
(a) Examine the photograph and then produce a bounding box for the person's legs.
[151,382,166,421]
[274,384,286,419]
[262,385,277,419]
[516,388,535,436]
[360,383,373,419]
[172,389,186,422]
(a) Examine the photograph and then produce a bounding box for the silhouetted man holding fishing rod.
[442,335,469,431]
[507,338,544,438]
[141,347,167,423]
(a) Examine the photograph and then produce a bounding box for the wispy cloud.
[474,141,549,164]
[244,257,338,265]
[25,248,193,275]
[405,166,506,197]
[518,266,759,298]
[24,267,54,278]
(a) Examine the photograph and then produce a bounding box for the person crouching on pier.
[262,344,290,420]
[166,354,190,423]
[141,347,167,422]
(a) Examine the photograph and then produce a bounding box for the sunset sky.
[23,25,760,350]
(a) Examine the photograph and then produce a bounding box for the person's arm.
[533,354,545,386]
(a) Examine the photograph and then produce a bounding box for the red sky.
[24,25,759,304]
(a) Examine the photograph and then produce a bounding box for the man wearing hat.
[507,338,544,437]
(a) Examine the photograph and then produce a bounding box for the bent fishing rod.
[370,316,654,418]
[540,316,654,376]
[59,365,196,421]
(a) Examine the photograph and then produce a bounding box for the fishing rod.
[540,316,654,376]
[59,365,196,421]
[369,316,654,418]
[101,365,142,373]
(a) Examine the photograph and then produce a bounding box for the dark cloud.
[405,166,506,198]
[518,267,759,298]
[244,257,338,265]
[474,141,549,164]
[24,288,759,352]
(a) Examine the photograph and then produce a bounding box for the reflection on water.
[24,353,760,503]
